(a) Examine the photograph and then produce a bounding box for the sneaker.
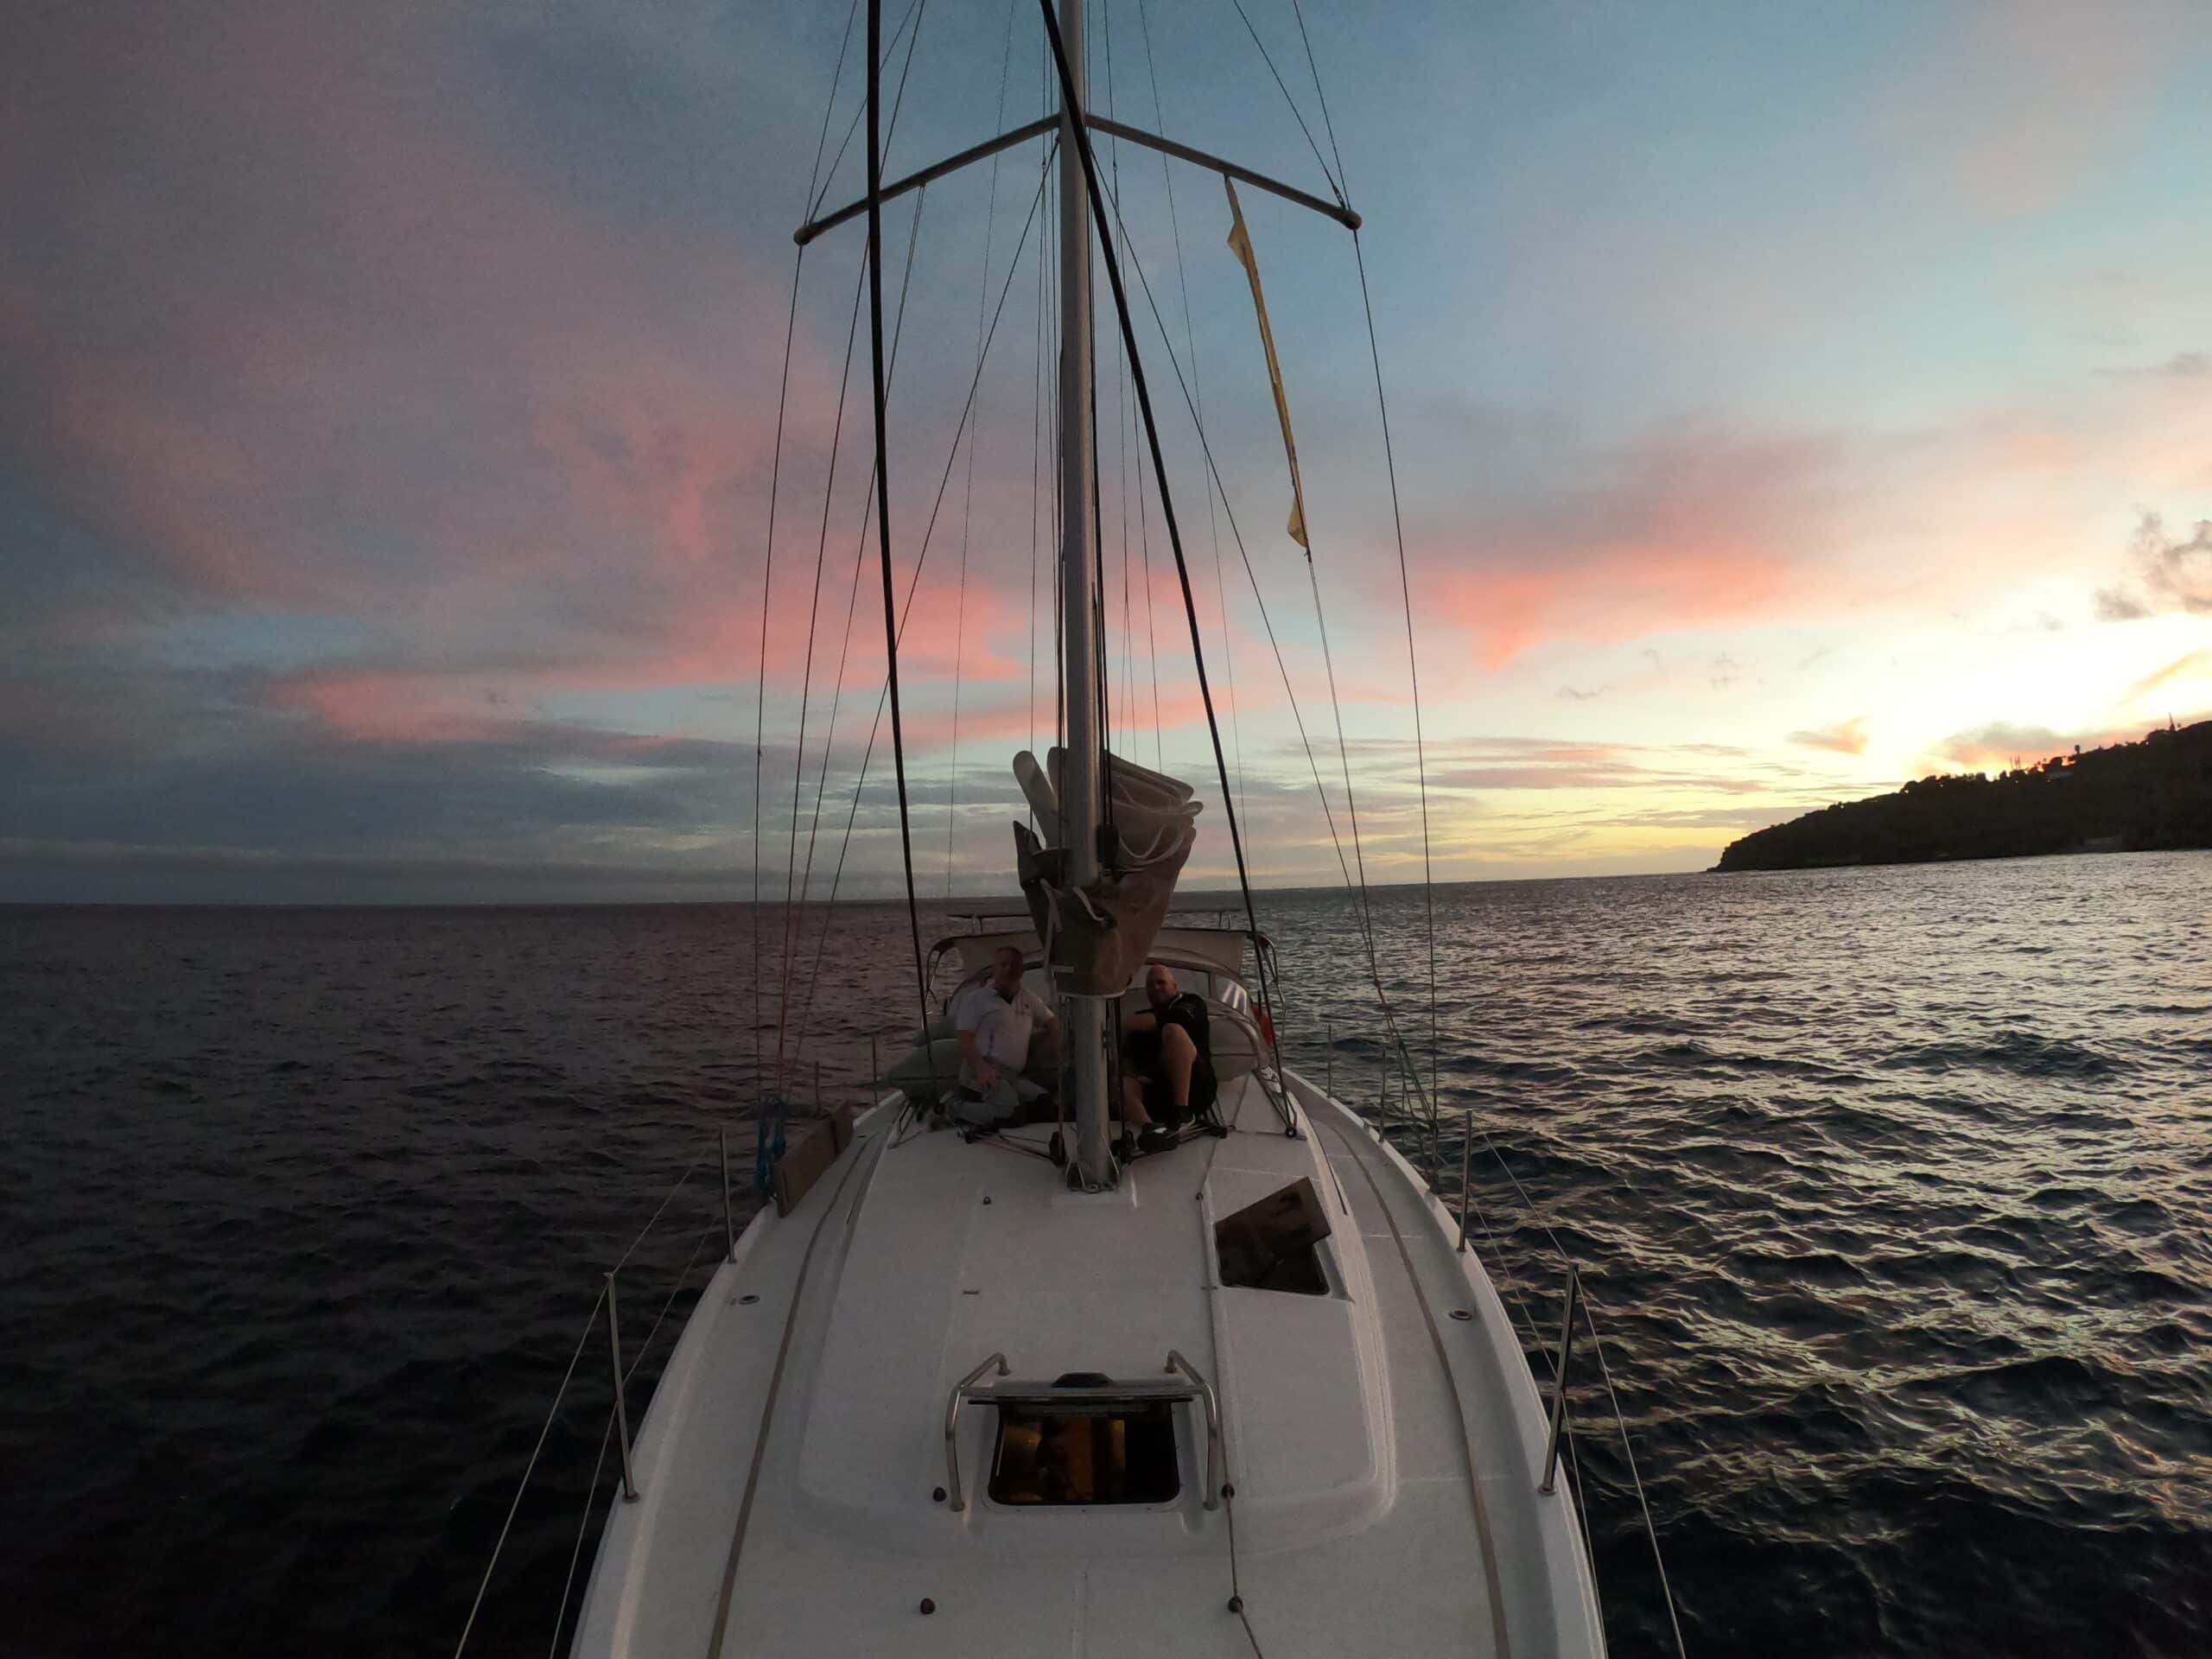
[1136,1124,1173,1155]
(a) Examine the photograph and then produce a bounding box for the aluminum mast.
[1053,0,1112,1188]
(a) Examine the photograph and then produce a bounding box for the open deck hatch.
[988,1374,1180,1505]
[1216,1176,1332,1294]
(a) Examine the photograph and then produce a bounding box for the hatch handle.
[943,1352,1010,1513]
[1164,1350,1224,1512]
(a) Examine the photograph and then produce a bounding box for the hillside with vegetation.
[1715,719,2212,873]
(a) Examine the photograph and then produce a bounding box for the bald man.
[1120,963,1217,1146]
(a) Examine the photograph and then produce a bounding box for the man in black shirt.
[1121,962,1217,1145]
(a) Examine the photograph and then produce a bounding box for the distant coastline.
[1715,719,2212,873]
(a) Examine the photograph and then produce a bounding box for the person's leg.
[1120,1072,1152,1126]
[1160,1025,1198,1121]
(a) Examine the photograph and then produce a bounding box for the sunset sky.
[4,0,2209,901]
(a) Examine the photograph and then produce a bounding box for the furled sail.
[1011,747,1199,995]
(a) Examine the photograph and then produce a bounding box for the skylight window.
[1216,1177,1332,1294]
[988,1393,1181,1506]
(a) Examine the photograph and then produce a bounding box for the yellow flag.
[1224,179,1309,550]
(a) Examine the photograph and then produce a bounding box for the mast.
[791,0,1362,1185]
[1054,0,1113,1186]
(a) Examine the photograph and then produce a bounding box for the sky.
[3,0,2209,902]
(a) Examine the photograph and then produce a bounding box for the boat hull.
[569,1075,1605,1657]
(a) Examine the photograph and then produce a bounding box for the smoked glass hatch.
[988,1399,1180,1505]
[1216,1176,1332,1294]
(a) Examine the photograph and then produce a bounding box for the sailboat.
[563,3,1613,1652]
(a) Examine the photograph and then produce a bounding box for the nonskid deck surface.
[571,1074,1602,1658]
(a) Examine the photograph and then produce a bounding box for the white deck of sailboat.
[572,1071,1604,1658]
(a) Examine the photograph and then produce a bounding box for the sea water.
[3,852,2206,1656]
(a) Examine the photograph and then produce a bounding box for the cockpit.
[887,923,1270,1125]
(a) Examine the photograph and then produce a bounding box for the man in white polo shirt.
[952,945,1058,1123]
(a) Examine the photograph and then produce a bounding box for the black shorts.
[1126,1032,1217,1126]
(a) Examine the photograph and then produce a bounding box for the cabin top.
[791,1071,1391,1550]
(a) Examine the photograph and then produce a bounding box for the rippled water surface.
[3,853,2208,1657]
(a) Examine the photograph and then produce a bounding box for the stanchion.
[719,1124,736,1263]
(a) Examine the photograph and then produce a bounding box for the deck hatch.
[944,1351,1224,1512]
[1216,1176,1332,1294]
[988,1392,1180,1505]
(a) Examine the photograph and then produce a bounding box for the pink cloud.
[0,2,845,636]
[1410,435,1836,671]
[0,0,1096,761]
[2123,649,2212,703]
[1927,714,2207,772]
[274,672,509,745]
[1789,718,1870,756]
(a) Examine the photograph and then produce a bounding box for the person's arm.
[1025,988,1061,1055]
[1122,1007,1159,1034]
[954,994,996,1088]
[957,1027,995,1087]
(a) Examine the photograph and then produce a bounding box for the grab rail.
[1164,1350,1226,1510]
[941,1353,1010,1512]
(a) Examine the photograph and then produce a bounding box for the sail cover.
[1011,747,1199,995]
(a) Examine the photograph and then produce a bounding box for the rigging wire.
[450,1286,608,1658]
[786,152,1056,1056]
[774,4,931,1096]
[1102,0,1135,763]
[772,251,867,1097]
[543,1407,614,1659]
[1462,1116,1691,1657]
[1286,0,1445,1300]
[804,0,865,208]
[1210,5,1402,1078]
[787,191,931,999]
[1135,0,1249,843]
[1086,168,1447,1117]
[1044,23,1065,760]
[948,0,1022,899]
[1579,1293,1691,1659]
[1348,230,1439,1147]
[1090,376,1115,785]
[1136,389,1163,770]
[863,0,933,1058]
[542,1210,726,1656]
[753,258,805,1116]
[809,0,929,221]
[1286,0,1349,194]
[1221,0,1343,207]
[1300,536,1392,1065]
[753,0,865,1113]
[1027,111,1047,769]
